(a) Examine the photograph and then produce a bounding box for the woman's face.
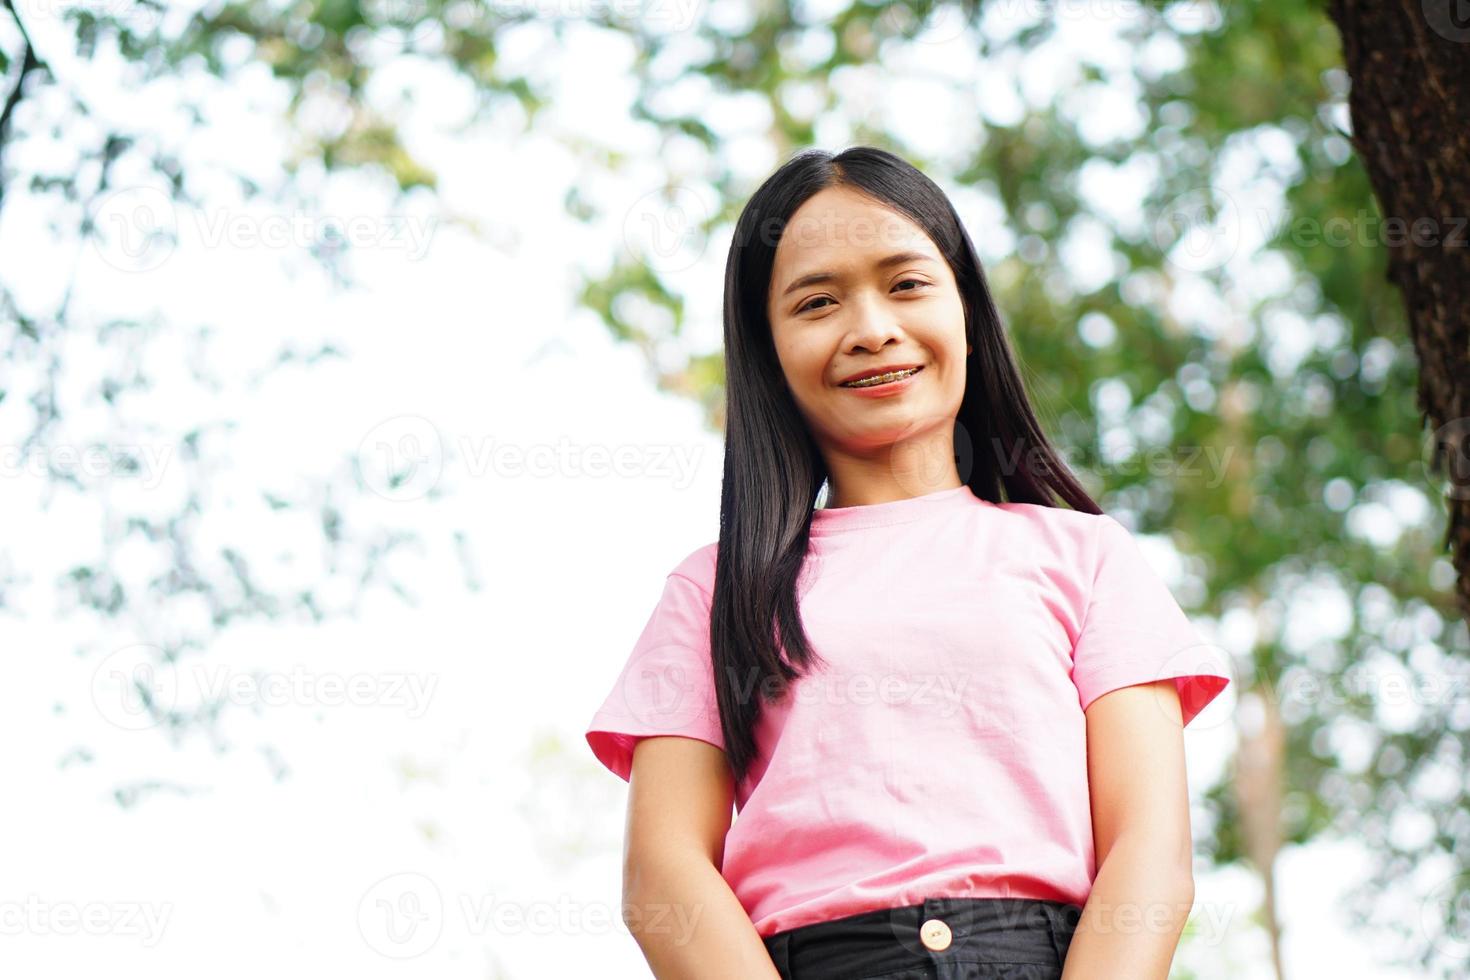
[765,185,970,457]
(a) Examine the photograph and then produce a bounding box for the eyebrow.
[779,250,939,298]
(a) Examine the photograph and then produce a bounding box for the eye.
[796,279,930,314]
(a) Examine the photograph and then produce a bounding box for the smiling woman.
[585,146,1231,980]
[765,189,973,473]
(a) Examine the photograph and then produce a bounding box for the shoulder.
[667,539,719,596]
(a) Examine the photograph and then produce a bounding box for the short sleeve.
[585,569,727,782]
[1070,515,1232,728]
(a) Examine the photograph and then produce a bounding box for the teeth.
[842,366,921,388]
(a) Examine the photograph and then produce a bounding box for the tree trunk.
[1326,0,1470,621]
[1235,682,1287,980]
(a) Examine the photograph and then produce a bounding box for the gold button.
[919,917,952,951]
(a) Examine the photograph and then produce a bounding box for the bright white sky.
[0,2,1439,977]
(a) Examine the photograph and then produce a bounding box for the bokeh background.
[2,1,1467,977]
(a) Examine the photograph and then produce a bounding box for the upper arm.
[1084,678,1195,883]
[623,735,735,896]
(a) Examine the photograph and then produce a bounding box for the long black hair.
[712,145,1101,789]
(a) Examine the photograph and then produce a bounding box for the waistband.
[762,897,1082,979]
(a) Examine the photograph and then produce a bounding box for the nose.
[843,290,905,352]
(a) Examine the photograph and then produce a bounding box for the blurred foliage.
[1,0,1466,975]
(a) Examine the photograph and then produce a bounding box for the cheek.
[939,294,968,344]
[778,334,826,385]
[782,346,842,427]
[770,334,820,404]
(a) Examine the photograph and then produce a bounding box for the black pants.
[762,897,1082,980]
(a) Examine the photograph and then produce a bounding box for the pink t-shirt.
[585,484,1232,938]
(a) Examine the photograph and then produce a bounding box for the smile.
[839,365,924,388]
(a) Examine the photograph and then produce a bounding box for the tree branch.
[0,0,52,211]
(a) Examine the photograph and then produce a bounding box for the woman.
[586,145,1232,979]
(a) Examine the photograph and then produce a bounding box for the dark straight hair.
[712,145,1101,789]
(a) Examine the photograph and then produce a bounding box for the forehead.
[772,186,934,270]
